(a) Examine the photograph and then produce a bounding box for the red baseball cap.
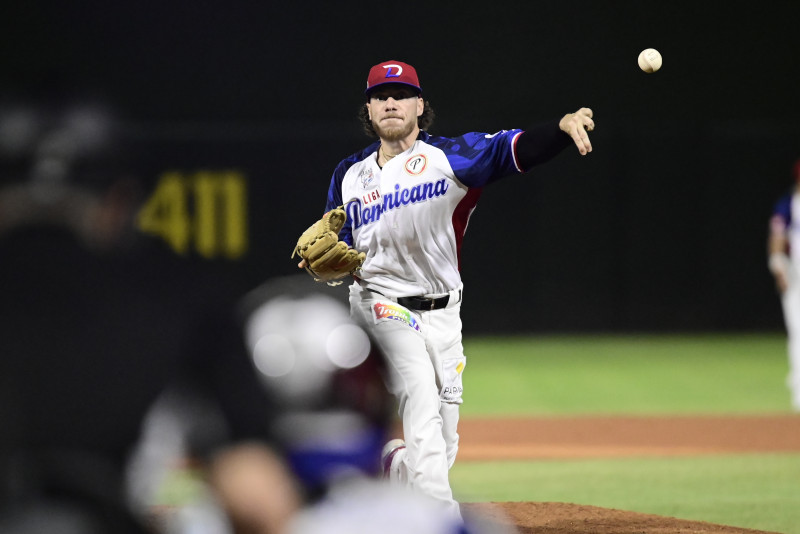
[365,60,422,95]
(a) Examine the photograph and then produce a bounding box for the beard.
[372,117,416,142]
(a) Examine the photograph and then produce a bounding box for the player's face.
[367,86,423,142]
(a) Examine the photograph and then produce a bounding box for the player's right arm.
[516,108,594,170]
[558,107,595,156]
[449,113,590,188]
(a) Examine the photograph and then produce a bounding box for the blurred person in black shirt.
[0,100,300,534]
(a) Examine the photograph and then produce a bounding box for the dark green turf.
[461,333,792,416]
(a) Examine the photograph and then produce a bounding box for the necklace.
[380,145,398,163]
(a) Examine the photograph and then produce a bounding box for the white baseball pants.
[349,282,465,519]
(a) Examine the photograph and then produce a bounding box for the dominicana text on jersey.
[347,178,451,229]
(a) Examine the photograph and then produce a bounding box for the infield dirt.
[456,415,800,534]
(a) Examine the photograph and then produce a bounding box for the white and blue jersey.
[325,129,524,297]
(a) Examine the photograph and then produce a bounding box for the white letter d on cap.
[383,64,403,78]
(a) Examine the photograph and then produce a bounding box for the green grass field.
[451,333,800,533]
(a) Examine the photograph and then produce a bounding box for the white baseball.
[638,48,662,73]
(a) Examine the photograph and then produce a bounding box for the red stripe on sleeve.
[511,131,524,173]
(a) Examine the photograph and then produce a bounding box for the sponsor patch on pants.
[442,357,465,402]
[372,302,421,332]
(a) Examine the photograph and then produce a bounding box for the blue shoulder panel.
[421,129,522,187]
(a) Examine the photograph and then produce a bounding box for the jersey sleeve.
[442,129,524,188]
[326,161,353,246]
[771,194,792,234]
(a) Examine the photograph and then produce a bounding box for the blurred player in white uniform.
[768,158,800,411]
[306,60,595,519]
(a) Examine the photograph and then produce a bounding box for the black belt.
[397,294,450,311]
[369,289,451,311]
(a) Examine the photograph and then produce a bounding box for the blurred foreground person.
[238,276,397,501]
[238,276,517,534]
[0,101,300,534]
[768,158,800,411]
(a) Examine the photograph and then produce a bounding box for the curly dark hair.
[358,100,435,138]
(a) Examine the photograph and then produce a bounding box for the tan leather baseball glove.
[292,207,366,283]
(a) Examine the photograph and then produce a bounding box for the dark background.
[3,1,799,334]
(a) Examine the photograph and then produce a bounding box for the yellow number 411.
[136,171,248,259]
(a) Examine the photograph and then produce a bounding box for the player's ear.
[366,103,372,121]
[416,97,423,117]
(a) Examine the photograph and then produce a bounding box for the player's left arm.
[297,163,357,272]
[325,163,355,246]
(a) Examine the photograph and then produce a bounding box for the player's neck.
[380,127,419,159]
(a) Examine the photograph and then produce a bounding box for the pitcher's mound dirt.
[462,501,782,534]
[454,415,800,533]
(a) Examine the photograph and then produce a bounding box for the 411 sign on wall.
[136,170,248,259]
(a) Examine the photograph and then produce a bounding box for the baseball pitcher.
[294,59,595,520]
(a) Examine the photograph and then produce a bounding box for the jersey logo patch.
[404,154,427,175]
[372,302,421,332]
[358,168,375,188]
